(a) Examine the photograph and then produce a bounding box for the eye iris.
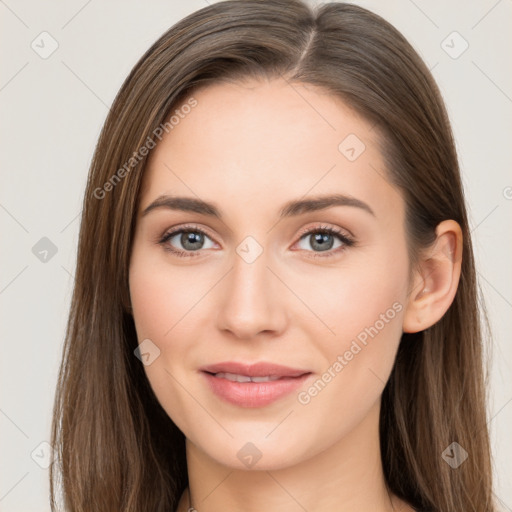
[311,232,334,251]
[181,231,204,250]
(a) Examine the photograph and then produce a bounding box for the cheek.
[328,269,406,354]
[129,250,211,343]
[293,246,408,402]
[293,245,408,350]
[129,259,190,431]
[298,249,408,417]
[129,250,220,422]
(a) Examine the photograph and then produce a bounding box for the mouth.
[207,372,288,383]
[199,361,313,408]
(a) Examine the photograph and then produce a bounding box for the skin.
[128,77,462,512]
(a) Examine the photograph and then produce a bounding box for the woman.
[50,1,495,510]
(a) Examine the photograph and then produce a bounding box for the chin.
[190,431,318,472]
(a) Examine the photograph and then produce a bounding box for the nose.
[215,247,289,340]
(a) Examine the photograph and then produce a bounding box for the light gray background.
[1,0,511,510]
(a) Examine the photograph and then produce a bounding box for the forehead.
[138,78,403,223]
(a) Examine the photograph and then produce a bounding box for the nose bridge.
[215,239,286,338]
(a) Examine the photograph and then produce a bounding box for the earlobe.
[402,220,463,333]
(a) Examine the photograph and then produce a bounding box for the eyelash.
[158,223,355,259]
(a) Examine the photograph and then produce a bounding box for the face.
[129,77,412,470]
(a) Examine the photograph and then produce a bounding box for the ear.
[402,220,463,333]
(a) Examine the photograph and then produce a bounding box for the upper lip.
[200,361,311,378]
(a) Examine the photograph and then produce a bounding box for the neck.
[177,400,409,512]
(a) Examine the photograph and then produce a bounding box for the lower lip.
[201,371,312,408]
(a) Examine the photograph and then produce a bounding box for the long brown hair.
[50,1,495,510]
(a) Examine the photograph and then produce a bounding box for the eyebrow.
[141,193,375,219]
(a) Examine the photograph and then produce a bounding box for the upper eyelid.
[296,223,352,239]
[163,223,217,242]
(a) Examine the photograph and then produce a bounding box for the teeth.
[250,375,280,382]
[214,372,282,383]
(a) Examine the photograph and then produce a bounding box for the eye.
[294,224,355,258]
[158,223,355,259]
[158,224,217,257]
